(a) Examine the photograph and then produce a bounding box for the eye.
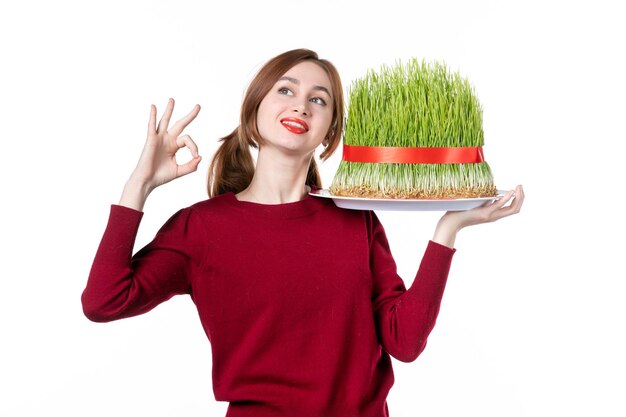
[278,87,293,96]
[310,97,327,106]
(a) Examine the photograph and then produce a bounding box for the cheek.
[255,100,274,136]
[319,112,334,135]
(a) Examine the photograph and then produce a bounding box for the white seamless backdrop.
[1,1,624,416]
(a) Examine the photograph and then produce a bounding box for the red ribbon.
[342,145,485,164]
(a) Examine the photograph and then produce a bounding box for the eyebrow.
[278,76,332,97]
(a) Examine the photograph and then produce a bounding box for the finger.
[169,104,201,137]
[516,185,525,203]
[470,189,514,221]
[176,134,200,158]
[147,104,157,136]
[490,187,524,220]
[176,155,202,178]
[157,98,175,133]
[508,185,525,212]
[491,189,515,209]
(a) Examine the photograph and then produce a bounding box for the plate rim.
[309,188,504,203]
[309,188,505,211]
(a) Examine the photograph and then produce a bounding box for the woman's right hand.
[119,98,202,211]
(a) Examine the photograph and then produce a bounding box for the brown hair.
[207,49,344,197]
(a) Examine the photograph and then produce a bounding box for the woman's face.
[256,61,334,159]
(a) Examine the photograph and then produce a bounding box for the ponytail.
[306,158,322,189]
[207,128,255,197]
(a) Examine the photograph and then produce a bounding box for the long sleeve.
[368,211,456,362]
[81,205,203,322]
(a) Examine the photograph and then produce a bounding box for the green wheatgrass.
[330,59,497,199]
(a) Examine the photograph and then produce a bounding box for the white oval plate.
[309,188,504,211]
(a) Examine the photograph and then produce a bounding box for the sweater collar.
[221,190,329,219]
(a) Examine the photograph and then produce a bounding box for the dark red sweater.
[82,192,455,417]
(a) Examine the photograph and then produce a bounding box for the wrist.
[125,177,153,196]
[119,178,153,212]
[432,215,462,248]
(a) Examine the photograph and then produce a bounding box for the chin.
[277,143,318,158]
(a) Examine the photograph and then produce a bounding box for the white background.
[1,0,624,416]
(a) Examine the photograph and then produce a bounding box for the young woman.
[82,49,524,417]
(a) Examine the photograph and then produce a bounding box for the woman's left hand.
[433,185,525,248]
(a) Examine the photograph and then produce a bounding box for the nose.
[292,101,309,116]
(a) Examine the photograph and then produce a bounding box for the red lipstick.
[280,118,309,134]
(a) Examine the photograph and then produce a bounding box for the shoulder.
[187,192,233,215]
[177,193,244,232]
[157,194,234,233]
[315,200,386,245]
[311,197,377,239]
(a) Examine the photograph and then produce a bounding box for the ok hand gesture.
[120,98,201,211]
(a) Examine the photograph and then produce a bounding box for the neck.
[237,148,314,204]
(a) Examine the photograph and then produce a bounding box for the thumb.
[176,156,202,178]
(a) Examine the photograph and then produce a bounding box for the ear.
[323,128,335,147]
